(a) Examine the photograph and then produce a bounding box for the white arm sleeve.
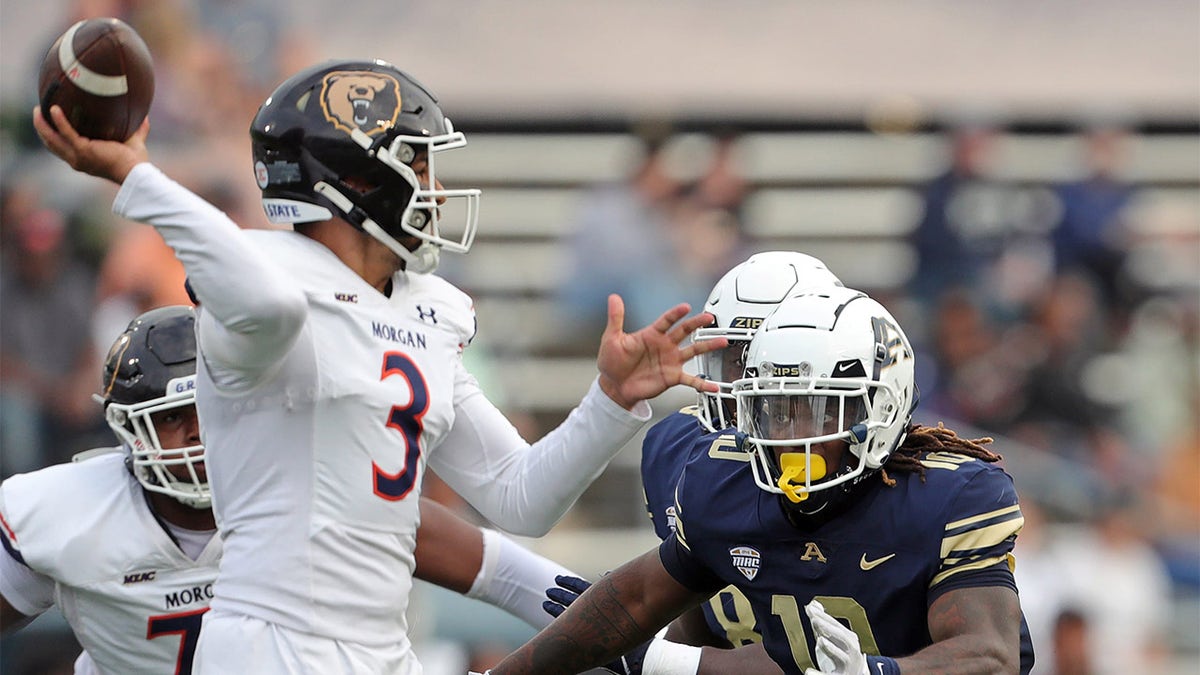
[112,163,307,382]
[0,545,55,618]
[466,529,581,630]
[429,368,651,537]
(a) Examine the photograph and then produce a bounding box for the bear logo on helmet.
[320,71,401,136]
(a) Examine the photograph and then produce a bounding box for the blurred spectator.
[1053,492,1173,675]
[1012,272,1131,485]
[1052,124,1138,323]
[1050,608,1093,675]
[691,130,749,217]
[908,122,1057,320]
[922,288,1029,430]
[557,133,691,339]
[1015,493,1174,675]
[0,191,104,476]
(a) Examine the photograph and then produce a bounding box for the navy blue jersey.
[641,408,763,647]
[661,443,1033,674]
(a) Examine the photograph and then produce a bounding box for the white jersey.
[113,164,653,654]
[0,453,220,675]
[196,228,471,647]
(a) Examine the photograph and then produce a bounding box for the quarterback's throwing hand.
[32,105,148,185]
[596,294,724,410]
[804,600,869,675]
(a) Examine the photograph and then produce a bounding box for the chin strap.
[313,181,440,274]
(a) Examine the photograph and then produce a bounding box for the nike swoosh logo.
[835,362,857,374]
[860,553,896,570]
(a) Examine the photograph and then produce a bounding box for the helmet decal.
[101,333,132,399]
[320,71,401,136]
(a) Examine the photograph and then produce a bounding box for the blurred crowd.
[1,2,1197,674]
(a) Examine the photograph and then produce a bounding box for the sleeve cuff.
[111,162,157,216]
[587,376,652,423]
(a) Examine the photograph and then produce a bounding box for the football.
[38,17,154,142]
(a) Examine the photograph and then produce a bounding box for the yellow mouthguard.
[777,453,827,503]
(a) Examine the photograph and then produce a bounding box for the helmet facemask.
[311,125,479,274]
[693,327,754,432]
[736,375,901,513]
[106,378,209,509]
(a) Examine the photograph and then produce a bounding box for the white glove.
[803,599,868,675]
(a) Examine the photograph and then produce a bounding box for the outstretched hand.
[544,575,650,675]
[32,105,149,185]
[596,295,726,410]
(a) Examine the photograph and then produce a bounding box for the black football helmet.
[100,305,209,508]
[249,59,480,273]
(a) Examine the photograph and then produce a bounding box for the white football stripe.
[58,21,128,97]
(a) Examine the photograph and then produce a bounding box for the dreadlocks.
[878,422,1002,486]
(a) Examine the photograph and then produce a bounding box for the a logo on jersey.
[730,546,761,581]
[416,305,438,324]
[334,292,358,303]
[370,321,428,349]
[860,552,896,571]
[664,506,678,533]
[123,570,157,584]
[800,542,828,563]
[165,583,215,609]
[320,71,401,135]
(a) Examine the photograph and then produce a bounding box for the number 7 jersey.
[0,453,220,675]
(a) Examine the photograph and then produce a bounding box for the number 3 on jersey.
[373,352,429,501]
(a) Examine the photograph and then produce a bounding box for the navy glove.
[543,574,650,675]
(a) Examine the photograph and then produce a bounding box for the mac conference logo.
[729,546,761,581]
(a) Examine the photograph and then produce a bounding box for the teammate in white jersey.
[34,58,721,673]
[0,305,602,673]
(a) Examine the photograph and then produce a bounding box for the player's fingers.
[812,613,858,652]
[653,303,691,335]
[804,598,828,621]
[666,311,715,344]
[680,373,719,394]
[545,587,579,606]
[48,105,83,145]
[813,636,838,671]
[130,115,150,143]
[603,294,626,339]
[680,336,727,361]
[541,599,566,618]
[555,575,593,594]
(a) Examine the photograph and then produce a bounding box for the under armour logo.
[416,305,438,324]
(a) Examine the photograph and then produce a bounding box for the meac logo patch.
[320,71,401,135]
[729,546,761,581]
